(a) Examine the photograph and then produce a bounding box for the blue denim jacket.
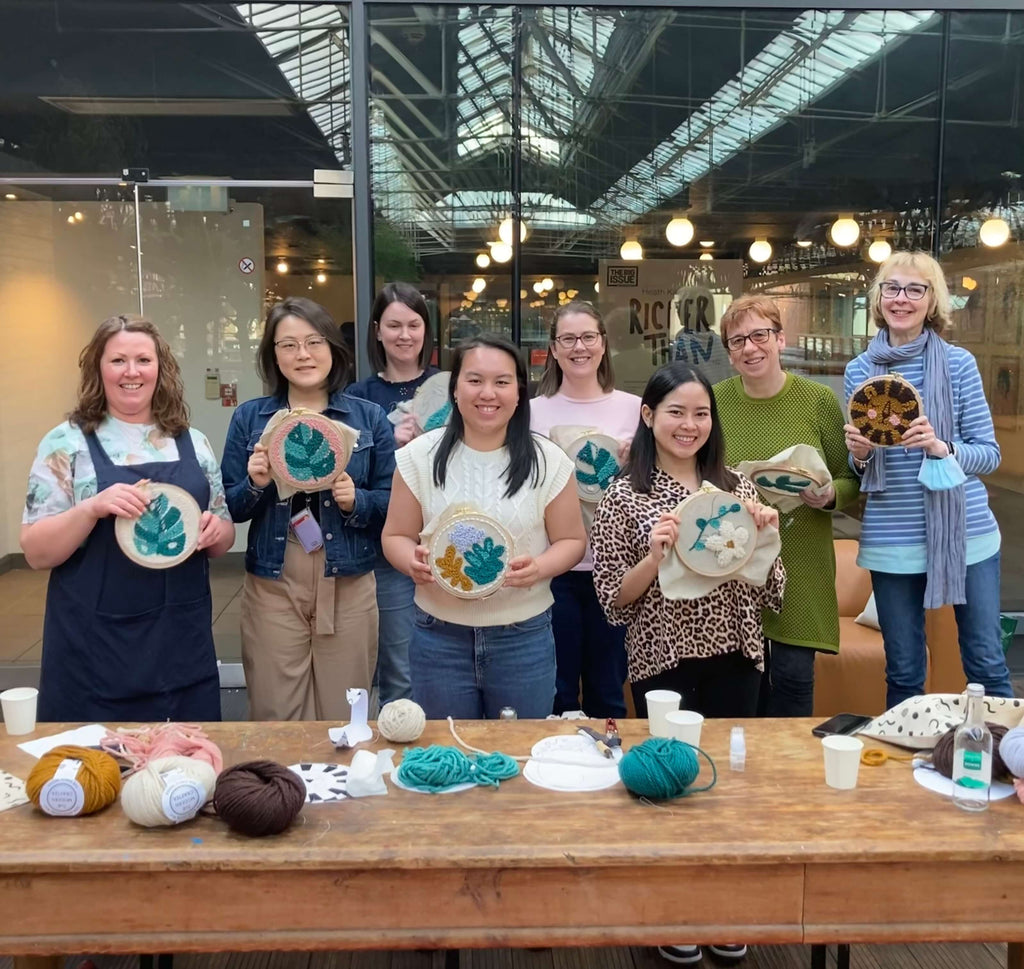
[221,392,396,579]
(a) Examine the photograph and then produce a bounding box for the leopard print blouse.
[590,467,786,682]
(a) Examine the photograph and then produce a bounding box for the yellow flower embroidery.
[435,544,472,592]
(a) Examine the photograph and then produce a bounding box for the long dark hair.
[432,333,542,498]
[367,281,434,372]
[256,297,351,398]
[536,300,615,396]
[625,361,738,494]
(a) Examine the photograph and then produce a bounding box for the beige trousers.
[241,534,378,721]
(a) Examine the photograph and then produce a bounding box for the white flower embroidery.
[704,520,750,566]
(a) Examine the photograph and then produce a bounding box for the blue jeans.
[551,570,628,718]
[409,606,556,719]
[373,558,414,705]
[871,552,1013,709]
[759,641,816,717]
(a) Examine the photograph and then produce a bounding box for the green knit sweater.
[714,374,860,653]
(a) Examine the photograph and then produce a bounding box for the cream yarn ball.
[121,755,217,827]
[378,699,427,743]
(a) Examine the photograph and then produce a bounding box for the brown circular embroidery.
[847,374,923,447]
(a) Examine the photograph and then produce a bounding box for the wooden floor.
[0,942,1013,969]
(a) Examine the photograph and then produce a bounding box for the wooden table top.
[1,717,1020,874]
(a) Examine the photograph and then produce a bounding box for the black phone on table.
[811,712,873,738]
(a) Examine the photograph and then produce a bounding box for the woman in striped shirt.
[843,250,1013,708]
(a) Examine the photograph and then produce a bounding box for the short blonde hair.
[719,293,782,347]
[869,250,950,334]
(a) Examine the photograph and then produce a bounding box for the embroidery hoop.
[565,432,623,503]
[427,510,515,599]
[115,482,202,570]
[673,487,757,578]
[847,374,923,447]
[266,411,352,493]
[746,463,828,501]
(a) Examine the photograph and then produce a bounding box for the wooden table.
[1,718,1022,958]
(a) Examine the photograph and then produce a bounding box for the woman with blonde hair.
[22,315,235,722]
[843,251,1012,707]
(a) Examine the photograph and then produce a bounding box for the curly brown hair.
[68,315,190,436]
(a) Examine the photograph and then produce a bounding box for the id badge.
[290,509,324,553]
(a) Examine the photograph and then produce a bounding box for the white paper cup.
[645,689,682,737]
[822,734,863,790]
[1,687,38,736]
[665,709,704,747]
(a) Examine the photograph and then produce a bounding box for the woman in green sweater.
[714,294,858,716]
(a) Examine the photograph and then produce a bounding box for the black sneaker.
[707,944,747,962]
[658,945,702,965]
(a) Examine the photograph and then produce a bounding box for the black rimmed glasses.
[554,331,602,349]
[879,281,929,301]
[725,327,779,352]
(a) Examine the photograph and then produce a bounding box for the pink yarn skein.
[100,722,224,775]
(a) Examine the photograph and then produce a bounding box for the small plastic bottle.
[499,706,518,721]
[730,726,746,771]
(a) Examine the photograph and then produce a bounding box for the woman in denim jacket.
[222,297,395,721]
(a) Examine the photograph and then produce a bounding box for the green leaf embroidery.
[133,492,186,558]
[284,422,336,481]
[463,537,506,585]
[689,502,743,552]
[756,473,811,494]
[575,441,619,491]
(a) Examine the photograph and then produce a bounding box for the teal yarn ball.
[397,745,519,792]
[618,738,716,799]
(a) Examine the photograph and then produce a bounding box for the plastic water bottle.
[952,683,992,812]
[730,726,746,771]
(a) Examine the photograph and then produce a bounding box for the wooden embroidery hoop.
[266,412,352,493]
[427,510,515,600]
[847,374,923,447]
[564,432,622,503]
[746,463,828,501]
[115,482,202,570]
[673,487,757,578]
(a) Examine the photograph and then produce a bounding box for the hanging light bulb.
[665,217,695,247]
[541,277,554,291]
[594,281,600,293]
[276,259,289,274]
[796,239,813,248]
[620,238,643,261]
[699,252,714,262]
[980,217,1010,247]
[829,216,860,247]
[532,281,545,294]
[472,277,486,293]
[867,239,892,263]
[698,240,715,248]
[498,217,528,245]
[316,272,327,284]
[748,239,772,263]
[489,240,512,263]
[475,252,491,269]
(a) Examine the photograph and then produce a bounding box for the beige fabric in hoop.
[737,443,833,513]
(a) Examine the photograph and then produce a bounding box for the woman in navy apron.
[20,315,235,722]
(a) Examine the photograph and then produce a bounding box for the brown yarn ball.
[931,722,1010,781]
[212,760,305,837]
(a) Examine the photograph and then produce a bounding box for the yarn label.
[40,759,85,816]
[159,769,205,823]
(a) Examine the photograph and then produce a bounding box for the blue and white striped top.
[844,343,1001,574]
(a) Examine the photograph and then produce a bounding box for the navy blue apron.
[38,429,221,722]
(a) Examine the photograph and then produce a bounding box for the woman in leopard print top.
[591,362,785,719]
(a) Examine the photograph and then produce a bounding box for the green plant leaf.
[284,422,336,481]
[463,537,506,585]
[133,492,186,558]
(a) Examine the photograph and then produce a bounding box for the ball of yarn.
[26,745,121,816]
[932,722,1011,780]
[1000,725,1024,779]
[618,738,710,800]
[121,755,218,827]
[213,760,305,837]
[378,699,426,743]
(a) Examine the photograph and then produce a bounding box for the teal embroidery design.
[755,473,811,494]
[689,502,742,552]
[575,441,619,491]
[133,493,186,557]
[462,537,506,585]
[423,400,452,432]
[284,422,337,481]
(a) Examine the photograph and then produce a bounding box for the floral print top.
[23,416,231,524]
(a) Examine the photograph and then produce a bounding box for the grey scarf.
[861,328,966,607]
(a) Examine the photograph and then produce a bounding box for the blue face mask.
[917,453,967,491]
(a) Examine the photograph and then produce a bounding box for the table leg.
[1008,941,1024,969]
[13,958,62,969]
[810,944,826,969]
[837,943,850,969]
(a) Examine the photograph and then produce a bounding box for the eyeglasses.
[725,327,779,352]
[274,336,329,354]
[879,281,929,301]
[554,331,602,349]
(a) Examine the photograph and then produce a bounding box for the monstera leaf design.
[463,537,506,585]
[756,473,811,494]
[133,492,186,558]
[284,422,337,481]
[423,400,452,432]
[576,441,619,491]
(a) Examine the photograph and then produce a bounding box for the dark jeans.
[631,651,762,720]
[550,570,628,718]
[758,640,817,717]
